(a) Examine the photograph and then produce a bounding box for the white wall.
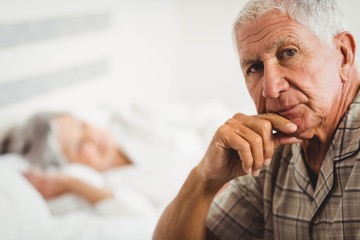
[337,1,360,61]
[0,0,114,129]
[173,0,251,112]
[108,0,253,113]
[1,0,360,122]
[108,0,360,115]
[109,0,180,103]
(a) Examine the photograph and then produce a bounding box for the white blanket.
[0,100,232,240]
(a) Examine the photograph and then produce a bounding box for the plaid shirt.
[206,91,360,240]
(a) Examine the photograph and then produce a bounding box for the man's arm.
[153,113,302,240]
[153,166,223,240]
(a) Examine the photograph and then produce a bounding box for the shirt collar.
[332,90,360,162]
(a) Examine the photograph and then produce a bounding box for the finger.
[225,119,264,174]
[233,140,253,175]
[232,114,274,167]
[219,125,254,175]
[241,117,274,165]
[258,113,298,134]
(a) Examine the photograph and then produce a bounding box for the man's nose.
[261,61,289,99]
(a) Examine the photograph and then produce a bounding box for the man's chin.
[293,127,315,140]
[287,116,320,140]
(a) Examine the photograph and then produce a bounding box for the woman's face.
[55,115,119,171]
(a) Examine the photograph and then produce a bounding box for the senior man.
[153,0,360,239]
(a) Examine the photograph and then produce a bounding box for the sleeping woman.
[0,105,215,216]
[0,112,155,215]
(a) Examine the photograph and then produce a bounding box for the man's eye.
[279,49,297,60]
[249,62,264,73]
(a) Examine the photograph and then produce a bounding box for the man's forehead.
[236,11,292,37]
[235,10,306,48]
[238,35,299,63]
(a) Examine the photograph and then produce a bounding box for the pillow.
[0,153,29,171]
[0,154,50,240]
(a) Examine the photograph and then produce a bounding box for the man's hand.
[153,113,303,240]
[198,113,302,185]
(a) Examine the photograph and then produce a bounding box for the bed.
[0,100,232,240]
[0,1,235,238]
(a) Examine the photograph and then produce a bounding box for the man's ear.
[335,32,356,82]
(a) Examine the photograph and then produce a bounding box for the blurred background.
[0,0,359,126]
[0,1,359,239]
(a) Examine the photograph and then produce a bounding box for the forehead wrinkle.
[240,29,302,57]
[264,33,300,53]
[237,15,302,46]
[240,22,302,47]
[238,19,288,43]
[240,33,302,69]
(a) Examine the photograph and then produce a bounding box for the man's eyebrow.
[240,57,259,69]
[265,35,299,53]
[240,35,301,68]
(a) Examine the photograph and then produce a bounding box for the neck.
[302,139,328,176]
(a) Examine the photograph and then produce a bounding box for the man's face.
[236,10,343,139]
[55,115,118,171]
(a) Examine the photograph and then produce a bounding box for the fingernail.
[285,122,297,131]
[252,169,260,177]
[264,158,272,166]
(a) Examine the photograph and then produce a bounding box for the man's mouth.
[271,104,302,122]
[278,105,297,115]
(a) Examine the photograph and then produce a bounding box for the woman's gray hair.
[233,0,346,48]
[0,112,68,169]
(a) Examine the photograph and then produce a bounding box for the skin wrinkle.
[240,35,304,72]
[237,13,300,46]
[264,35,297,54]
[238,17,290,43]
[244,49,304,103]
[238,13,342,142]
[234,10,360,176]
[239,32,306,72]
[240,29,304,59]
[235,10,288,41]
[239,25,294,52]
[237,9,332,46]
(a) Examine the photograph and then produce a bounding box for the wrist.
[60,175,75,193]
[191,166,226,197]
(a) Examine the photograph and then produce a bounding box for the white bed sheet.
[0,100,232,240]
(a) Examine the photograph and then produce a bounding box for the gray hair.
[233,0,346,48]
[0,112,68,169]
